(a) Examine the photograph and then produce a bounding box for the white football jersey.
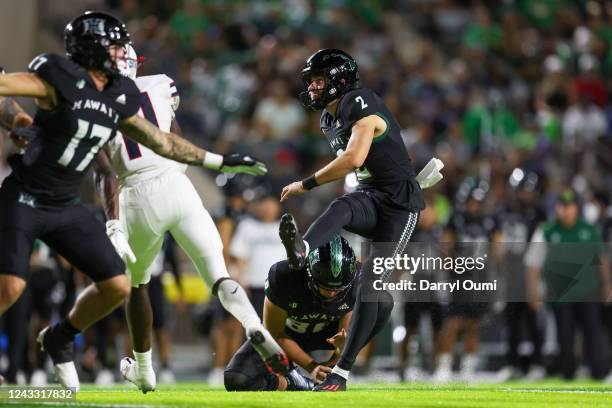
[108,74,186,187]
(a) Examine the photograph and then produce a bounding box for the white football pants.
[120,172,227,288]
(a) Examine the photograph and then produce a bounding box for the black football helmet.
[307,235,357,302]
[64,11,131,77]
[299,49,359,110]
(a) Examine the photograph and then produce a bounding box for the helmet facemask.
[116,44,139,80]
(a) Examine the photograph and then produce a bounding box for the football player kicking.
[93,44,290,393]
[279,49,425,391]
[224,236,392,391]
[0,11,279,391]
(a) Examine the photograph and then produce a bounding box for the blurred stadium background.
[1,0,612,388]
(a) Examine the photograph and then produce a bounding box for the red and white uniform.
[108,75,227,287]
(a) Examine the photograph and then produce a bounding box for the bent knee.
[99,274,131,300]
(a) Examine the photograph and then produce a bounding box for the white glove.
[106,220,137,263]
[416,157,444,189]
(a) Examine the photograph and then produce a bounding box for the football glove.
[416,157,444,189]
[10,125,39,143]
[106,220,137,264]
[220,153,267,176]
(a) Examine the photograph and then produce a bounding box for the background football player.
[0,11,272,391]
[279,49,424,391]
[93,44,289,393]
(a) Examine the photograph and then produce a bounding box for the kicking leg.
[280,193,376,270]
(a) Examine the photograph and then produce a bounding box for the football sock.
[303,199,352,250]
[461,354,478,374]
[331,365,350,380]
[216,279,261,329]
[437,353,452,371]
[134,349,152,372]
[57,319,80,338]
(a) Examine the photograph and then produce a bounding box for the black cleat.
[279,213,307,270]
[313,373,347,392]
[38,325,80,391]
[285,368,314,391]
[38,325,74,365]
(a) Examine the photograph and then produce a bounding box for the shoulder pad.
[135,74,179,112]
[106,76,141,118]
[338,88,380,125]
[28,53,88,101]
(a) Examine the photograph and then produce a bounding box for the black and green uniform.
[535,218,609,379]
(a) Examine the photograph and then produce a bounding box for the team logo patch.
[338,303,349,310]
[76,79,85,89]
[289,302,298,309]
[115,94,126,104]
[82,18,106,36]
[18,192,36,208]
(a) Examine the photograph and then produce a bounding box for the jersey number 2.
[355,96,368,109]
[123,92,158,160]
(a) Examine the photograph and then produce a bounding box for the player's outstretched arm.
[120,114,267,175]
[0,72,51,99]
[280,115,382,202]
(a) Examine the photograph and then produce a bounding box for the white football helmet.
[117,44,138,80]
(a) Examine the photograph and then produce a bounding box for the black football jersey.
[447,211,499,243]
[265,260,356,345]
[320,87,424,211]
[9,53,140,205]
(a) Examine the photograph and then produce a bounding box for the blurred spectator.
[525,189,610,379]
[230,189,286,317]
[254,78,306,141]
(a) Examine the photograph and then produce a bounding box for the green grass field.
[6,381,610,408]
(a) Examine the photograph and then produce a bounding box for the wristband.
[302,175,318,190]
[203,152,223,170]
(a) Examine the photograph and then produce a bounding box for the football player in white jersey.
[94,45,289,393]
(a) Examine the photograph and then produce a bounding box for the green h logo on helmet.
[308,248,320,266]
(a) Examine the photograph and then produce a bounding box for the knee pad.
[224,370,262,391]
